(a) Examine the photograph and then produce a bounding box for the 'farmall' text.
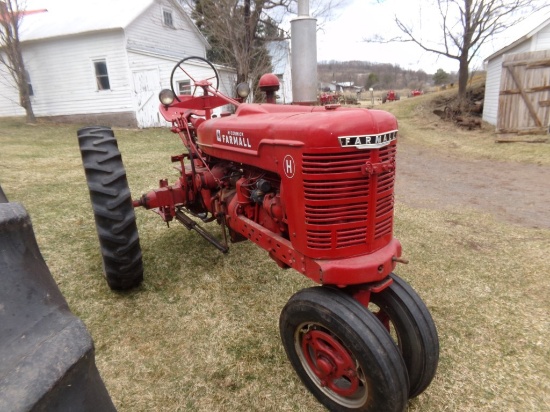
[338,131,397,149]
[216,130,252,148]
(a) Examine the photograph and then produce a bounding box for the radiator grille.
[302,151,373,174]
[302,146,395,250]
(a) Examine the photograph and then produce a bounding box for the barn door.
[497,50,550,134]
[132,69,164,128]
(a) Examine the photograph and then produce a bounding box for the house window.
[163,9,173,27]
[25,70,34,96]
[178,80,191,95]
[94,60,110,90]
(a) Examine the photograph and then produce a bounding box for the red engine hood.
[196,104,398,170]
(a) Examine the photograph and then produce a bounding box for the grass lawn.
[0,98,549,411]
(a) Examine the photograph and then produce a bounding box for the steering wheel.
[170,56,220,102]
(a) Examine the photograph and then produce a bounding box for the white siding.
[0,59,24,117]
[532,23,550,50]
[127,52,234,96]
[217,67,238,103]
[279,56,293,104]
[482,41,531,126]
[127,51,237,118]
[0,0,238,127]
[483,58,503,125]
[268,41,293,104]
[0,31,134,118]
[125,0,207,60]
[123,0,240,125]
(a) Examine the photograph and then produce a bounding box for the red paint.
[300,329,360,397]
[134,79,404,288]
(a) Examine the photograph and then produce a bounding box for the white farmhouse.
[266,41,292,104]
[0,0,237,128]
[482,15,550,132]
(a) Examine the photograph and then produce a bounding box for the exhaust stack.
[291,0,317,104]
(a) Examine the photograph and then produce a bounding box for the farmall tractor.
[77,57,438,411]
[382,90,400,103]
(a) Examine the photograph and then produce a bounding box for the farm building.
[266,41,293,104]
[335,82,363,94]
[483,15,550,134]
[0,0,237,128]
[319,82,337,93]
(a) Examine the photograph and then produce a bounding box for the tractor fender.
[0,191,116,412]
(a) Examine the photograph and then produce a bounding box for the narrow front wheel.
[279,287,408,412]
[368,273,439,398]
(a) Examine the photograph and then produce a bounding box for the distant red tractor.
[382,90,400,103]
[410,90,423,97]
[77,56,438,411]
[319,92,339,105]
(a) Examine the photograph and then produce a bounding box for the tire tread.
[77,126,143,290]
[370,273,439,398]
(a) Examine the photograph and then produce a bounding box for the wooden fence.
[498,50,550,134]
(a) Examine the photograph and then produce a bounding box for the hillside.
[318,60,458,91]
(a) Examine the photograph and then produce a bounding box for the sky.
[307,0,550,74]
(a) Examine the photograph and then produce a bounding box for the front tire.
[280,287,408,412]
[77,126,143,290]
[368,273,439,398]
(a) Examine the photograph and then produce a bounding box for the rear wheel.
[364,273,439,398]
[77,126,143,290]
[280,286,408,412]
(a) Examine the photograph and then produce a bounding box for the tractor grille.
[302,145,396,251]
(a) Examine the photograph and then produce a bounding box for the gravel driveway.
[395,139,550,229]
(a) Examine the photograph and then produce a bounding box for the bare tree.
[0,0,35,123]
[187,0,347,98]
[369,0,549,99]
[191,0,283,90]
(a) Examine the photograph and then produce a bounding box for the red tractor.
[77,57,438,411]
[319,92,339,105]
[382,90,400,103]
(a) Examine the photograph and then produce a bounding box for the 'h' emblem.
[283,155,295,178]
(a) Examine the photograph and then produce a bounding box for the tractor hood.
[196,103,398,171]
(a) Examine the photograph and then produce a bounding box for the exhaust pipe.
[291,0,318,104]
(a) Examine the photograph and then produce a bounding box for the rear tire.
[280,286,408,412]
[77,126,143,290]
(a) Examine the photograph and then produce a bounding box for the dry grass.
[0,96,549,412]
[377,85,550,166]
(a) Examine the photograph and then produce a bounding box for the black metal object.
[0,185,8,203]
[0,191,117,411]
[175,209,229,253]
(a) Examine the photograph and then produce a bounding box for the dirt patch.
[389,80,549,229]
[395,138,550,229]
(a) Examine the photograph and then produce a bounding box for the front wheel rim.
[295,322,368,408]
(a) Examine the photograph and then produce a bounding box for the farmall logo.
[338,130,398,149]
[216,129,252,148]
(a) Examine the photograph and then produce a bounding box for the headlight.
[159,89,175,105]
[236,82,250,98]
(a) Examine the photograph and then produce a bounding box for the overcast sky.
[309,0,550,74]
